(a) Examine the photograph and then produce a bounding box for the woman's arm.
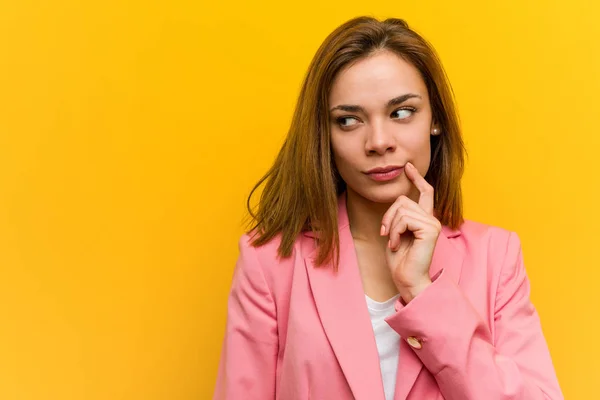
[384,230,564,400]
[213,234,278,400]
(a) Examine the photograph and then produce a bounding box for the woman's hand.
[380,162,442,303]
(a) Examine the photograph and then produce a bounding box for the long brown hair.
[244,16,467,269]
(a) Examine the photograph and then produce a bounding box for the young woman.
[213,16,563,400]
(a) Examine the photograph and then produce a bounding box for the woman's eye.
[336,117,359,127]
[335,108,415,128]
[392,108,416,119]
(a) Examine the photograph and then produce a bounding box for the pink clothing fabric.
[214,192,563,399]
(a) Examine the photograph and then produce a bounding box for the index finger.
[405,162,434,215]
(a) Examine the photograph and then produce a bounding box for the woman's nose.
[365,121,396,155]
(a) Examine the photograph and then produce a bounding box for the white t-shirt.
[365,293,401,400]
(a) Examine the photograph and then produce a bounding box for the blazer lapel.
[393,225,464,400]
[302,192,386,400]
[302,191,465,400]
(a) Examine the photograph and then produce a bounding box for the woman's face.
[328,50,438,205]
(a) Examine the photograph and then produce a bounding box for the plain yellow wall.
[0,0,598,399]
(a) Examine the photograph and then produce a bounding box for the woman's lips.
[365,166,404,182]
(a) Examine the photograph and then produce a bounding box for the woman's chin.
[353,181,414,204]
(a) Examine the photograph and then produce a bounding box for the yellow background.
[0,0,597,398]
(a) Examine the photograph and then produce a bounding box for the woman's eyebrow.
[329,93,422,113]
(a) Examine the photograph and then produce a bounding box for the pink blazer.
[214,192,563,399]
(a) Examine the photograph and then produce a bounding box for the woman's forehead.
[329,51,428,106]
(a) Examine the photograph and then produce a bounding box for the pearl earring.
[431,128,440,135]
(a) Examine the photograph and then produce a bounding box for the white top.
[365,293,402,400]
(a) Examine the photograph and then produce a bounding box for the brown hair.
[244,16,466,269]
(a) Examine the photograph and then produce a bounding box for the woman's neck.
[345,188,393,248]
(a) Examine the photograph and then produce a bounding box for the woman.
[213,16,563,400]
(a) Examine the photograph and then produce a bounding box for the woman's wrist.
[396,278,432,304]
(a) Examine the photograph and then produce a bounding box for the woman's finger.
[381,195,429,236]
[388,208,437,250]
[404,162,435,216]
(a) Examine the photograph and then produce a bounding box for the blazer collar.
[302,191,464,400]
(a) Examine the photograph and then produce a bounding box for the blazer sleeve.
[384,231,564,400]
[213,234,278,400]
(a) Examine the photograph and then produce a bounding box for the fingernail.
[380,224,386,236]
[407,162,414,170]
